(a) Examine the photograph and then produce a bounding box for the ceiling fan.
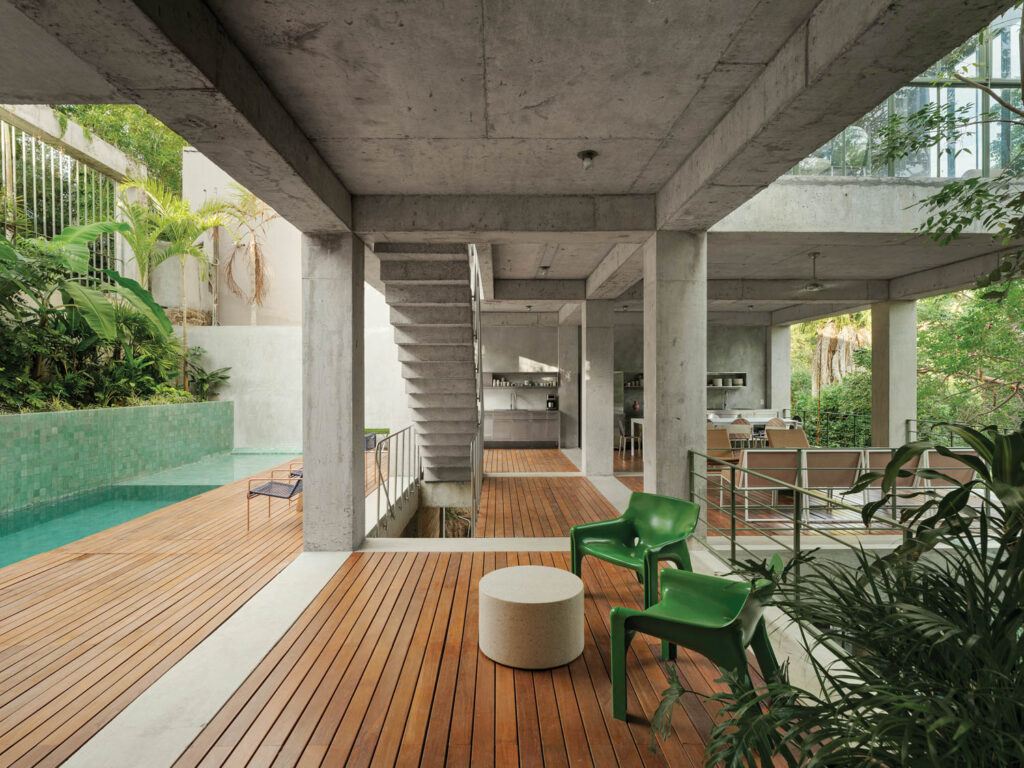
[802,251,826,292]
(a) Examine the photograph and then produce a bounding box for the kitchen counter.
[484,410,559,447]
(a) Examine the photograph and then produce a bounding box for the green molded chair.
[570,491,698,608]
[610,568,781,721]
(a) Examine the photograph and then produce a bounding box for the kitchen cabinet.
[484,410,559,447]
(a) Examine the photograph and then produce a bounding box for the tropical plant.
[121,177,227,390]
[669,424,1024,766]
[53,105,188,192]
[222,183,278,325]
[0,218,188,412]
[185,347,230,402]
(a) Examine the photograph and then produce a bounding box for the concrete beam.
[586,243,645,299]
[8,0,352,233]
[708,311,772,326]
[656,0,1008,230]
[709,279,889,303]
[888,249,1004,301]
[0,104,141,180]
[474,243,494,301]
[480,312,558,327]
[558,302,582,327]
[770,302,869,326]
[354,195,655,241]
[492,279,586,302]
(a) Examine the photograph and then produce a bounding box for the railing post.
[794,449,803,578]
[729,463,737,563]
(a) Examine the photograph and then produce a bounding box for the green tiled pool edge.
[1,401,234,512]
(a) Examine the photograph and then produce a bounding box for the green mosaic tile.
[0,402,233,513]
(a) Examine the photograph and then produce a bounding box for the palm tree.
[221,183,278,325]
[121,177,226,390]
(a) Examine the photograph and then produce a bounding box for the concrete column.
[557,323,580,449]
[302,232,365,550]
[643,231,707,528]
[871,300,917,448]
[767,325,791,413]
[581,300,614,475]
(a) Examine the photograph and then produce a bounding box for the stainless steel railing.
[372,425,420,533]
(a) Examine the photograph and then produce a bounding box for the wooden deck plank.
[0,458,307,768]
[178,549,738,767]
[483,449,578,474]
[476,476,620,538]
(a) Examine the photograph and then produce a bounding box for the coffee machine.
[546,394,558,411]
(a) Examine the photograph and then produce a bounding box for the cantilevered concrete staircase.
[378,243,478,483]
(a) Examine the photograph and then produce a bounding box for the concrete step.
[401,361,476,380]
[419,443,473,458]
[413,420,479,435]
[385,284,469,307]
[390,305,472,327]
[417,432,476,446]
[379,260,470,284]
[405,378,476,395]
[398,345,474,363]
[394,326,473,345]
[407,392,477,409]
[423,466,472,483]
[410,406,479,421]
[374,242,468,261]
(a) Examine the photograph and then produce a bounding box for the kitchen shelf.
[484,385,558,389]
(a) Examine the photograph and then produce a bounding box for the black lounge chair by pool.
[247,477,302,531]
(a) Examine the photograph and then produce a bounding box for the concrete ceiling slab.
[198,0,824,196]
[493,242,613,279]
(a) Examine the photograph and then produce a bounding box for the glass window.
[937,86,983,178]
[990,88,1024,174]
[990,8,1022,81]
[891,87,939,177]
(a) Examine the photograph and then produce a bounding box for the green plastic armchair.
[610,568,781,721]
[570,491,698,608]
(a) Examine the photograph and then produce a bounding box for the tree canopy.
[53,105,187,193]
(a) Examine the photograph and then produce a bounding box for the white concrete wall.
[186,283,410,450]
[176,151,411,449]
[181,148,301,326]
[186,326,302,450]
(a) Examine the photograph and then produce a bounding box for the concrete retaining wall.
[0,401,233,512]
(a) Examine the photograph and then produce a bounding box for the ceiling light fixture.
[803,251,824,292]
[525,304,533,312]
[577,149,598,171]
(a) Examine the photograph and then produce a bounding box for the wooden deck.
[0,461,305,768]
[173,551,752,767]
[614,452,644,473]
[476,477,617,537]
[483,449,579,474]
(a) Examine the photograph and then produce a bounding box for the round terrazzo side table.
[478,565,584,669]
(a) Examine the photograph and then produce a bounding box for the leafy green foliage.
[688,425,1024,766]
[52,105,188,193]
[0,221,190,413]
[791,289,1024,444]
[185,347,231,402]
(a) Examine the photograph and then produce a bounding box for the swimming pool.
[0,452,297,569]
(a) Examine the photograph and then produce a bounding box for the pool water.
[0,452,297,569]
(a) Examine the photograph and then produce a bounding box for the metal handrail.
[373,425,419,533]
[784,408,872,448]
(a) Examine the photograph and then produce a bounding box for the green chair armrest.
[571,517,634,544]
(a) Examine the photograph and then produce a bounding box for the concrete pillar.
[557,323,580,449]
[871,300,917,447]
[767,325,791,413]
[302,233,365,550]
[581,300,614,475]
[643,231,707,529]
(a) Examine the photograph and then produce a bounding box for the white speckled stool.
[478,565,584,669]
